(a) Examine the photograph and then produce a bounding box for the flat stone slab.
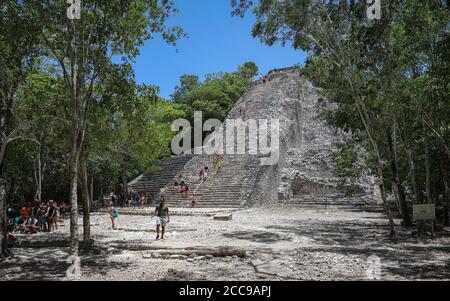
[214,212,233,221]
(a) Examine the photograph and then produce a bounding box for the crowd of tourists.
[6,200,68,235]
[5,152,224,244]
[127,192,147,209]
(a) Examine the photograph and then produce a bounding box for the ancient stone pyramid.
[130,68,373,208]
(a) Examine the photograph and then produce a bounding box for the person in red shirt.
[179,181,190,198]
[20,205,31,219]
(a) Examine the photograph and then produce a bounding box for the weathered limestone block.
[214,212,233,221]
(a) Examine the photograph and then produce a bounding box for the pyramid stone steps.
[129,154,194,201]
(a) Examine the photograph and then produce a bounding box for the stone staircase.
[161,153,261,208]
[129,154,194,201]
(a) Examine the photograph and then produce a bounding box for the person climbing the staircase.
[214,151,223,171]
[179,181,190,198]
[174,174,183,187]
[204,166,208,181]
[152,195,170,240]
[199,166,208,182]
[191,195,197,208]
[199,167,205,182]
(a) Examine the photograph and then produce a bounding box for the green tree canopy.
[172,62,259,121]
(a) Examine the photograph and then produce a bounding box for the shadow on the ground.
[0,248,69,281]
[77,254,132,278]
[222,230,291,244]
[267,215,450,279]
[0,248,133,281]
[158,262,249,281]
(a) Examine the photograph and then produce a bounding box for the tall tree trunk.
[0,92,11,258]
[422,116,432,204]
[100,187,105,207]
[33,150,42,202]
[444,180,450,226]
[399,125,422,204]
[90,175,94,209]
[0,98,13,259]
[81,161,90,242]
[0,178,9,259]
[121,158,128,204]
[33,131,48,203]
[67,17,88,256]
[375,162,397,238]
[0,120,11,258]
[68,141,80,255]
[386,127,412,226]
[439,153,449,226]
[354,99,396,237]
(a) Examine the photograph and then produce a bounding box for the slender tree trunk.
[33,131,47,203]
[422,116,432,204]
[68,144,80,255]
[100,187,104,207]
[439,153,449,226]
[33,150,42,202]
[0,111,9,258]
[37,164,42,202]
[352,97,396,237]
[375,162,397,237]
[0,178,8,259]
[90,175,94,209]
[399,126,422,204]
[444,181,450,226]
[0,100,13,258]
[67,17,88,255]
[386,127,412,226]
[121,158,128,204]
[81,161,90,243]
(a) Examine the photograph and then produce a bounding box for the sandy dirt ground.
[1,204,449,281]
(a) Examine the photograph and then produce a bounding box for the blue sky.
[132,1,306,99]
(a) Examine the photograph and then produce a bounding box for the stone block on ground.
[214,212,233,221]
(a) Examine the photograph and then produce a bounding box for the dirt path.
[1,205,449,281]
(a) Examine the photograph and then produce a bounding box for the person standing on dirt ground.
[152,195,170,240]
[109,202,119,230]
[46,200,58,232]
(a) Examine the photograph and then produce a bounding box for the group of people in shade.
[6,200,68,237]
[6,151,226,243]
[108,151,224,239]
[127,192,147,209]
